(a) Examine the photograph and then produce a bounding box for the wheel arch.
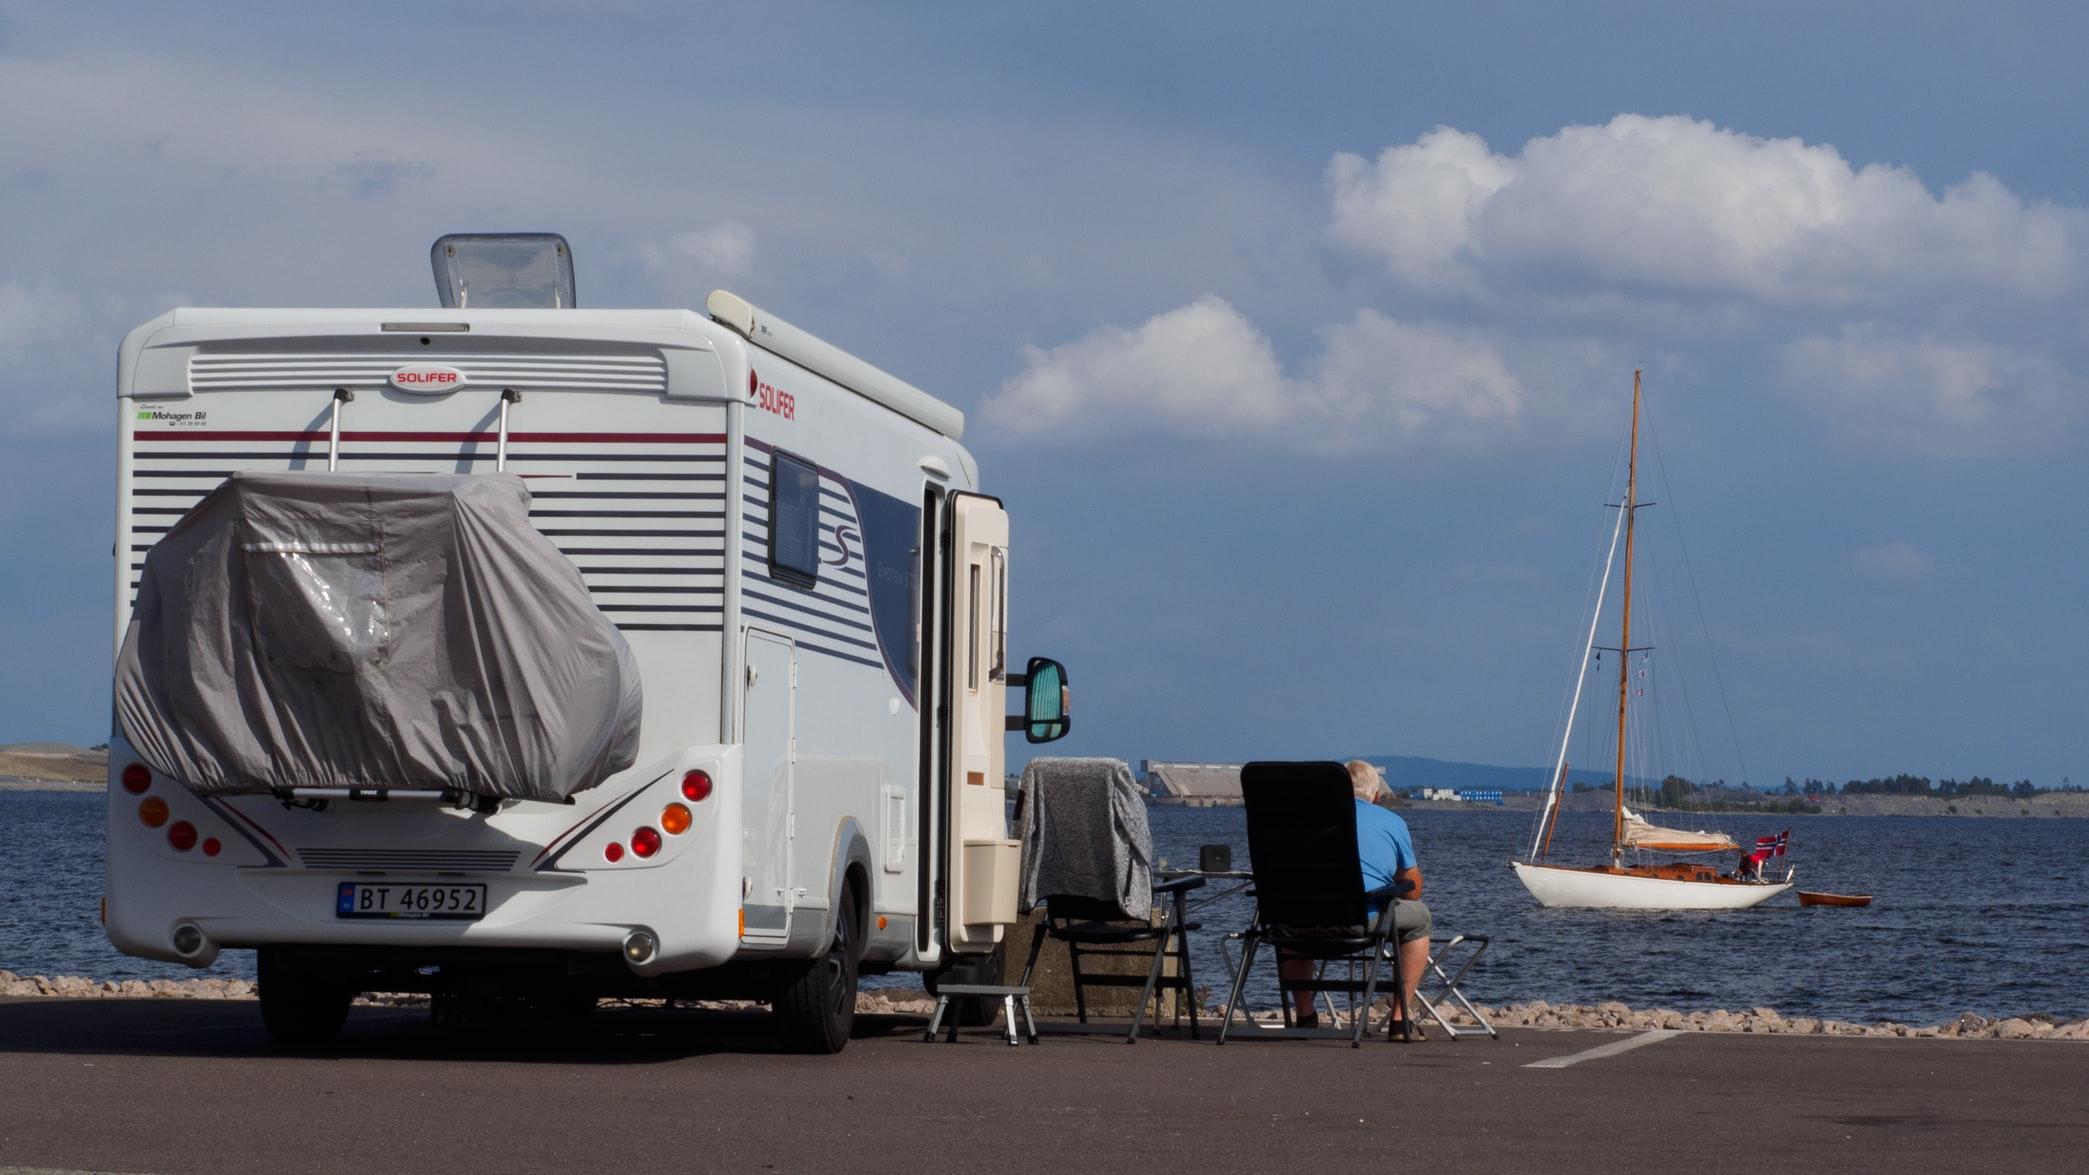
[821,817,875,950]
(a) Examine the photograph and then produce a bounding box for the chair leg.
[1419,935,1497,1040]
[1019,920,1050,988]
[1068,940,1089,1024]
[1357,940,1388,1049]
[1129,926,1171,1044]
[1177,917,1200,1041]
[1003,994,1020,1046]
[1217,928,1260,1045]
[1382,936,1408,1043]
[924,994,948,1043]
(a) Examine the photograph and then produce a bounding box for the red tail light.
[603,841,625,863]
[631,827,662,858]
[121,764,152,794]
[167,821,198,852]
[681,770,712,802]
[201,838,222,857]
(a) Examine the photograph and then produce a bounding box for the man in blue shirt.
[1284,759,1433,1032]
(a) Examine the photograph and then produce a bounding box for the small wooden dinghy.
[1797,890,1873,907]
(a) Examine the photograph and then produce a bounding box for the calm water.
[1147,803,2089,1025]
[8,791,2086,1024]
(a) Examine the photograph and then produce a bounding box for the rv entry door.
[741,629,797,943]
[940,493,1020,953]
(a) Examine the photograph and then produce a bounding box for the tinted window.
[769,451,820,587]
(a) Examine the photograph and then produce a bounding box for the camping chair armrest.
[1363,881,1412,905]
[1366,881,1413,936]
[1154,876,1206,895]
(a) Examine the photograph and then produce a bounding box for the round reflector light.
[680,770,712,802]
[623,929,659,964]
[121,763,153,794]
[661,802,692,835]
[201,837,222,857]
[631,827,662,858]
[749,368,759,396]
[167,821,198,852]
[172,924,206,957]
[138,796,170,828]
[603,841,625,863]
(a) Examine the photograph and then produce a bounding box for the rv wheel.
[256,946,355,1050]
[774,885,861,1054]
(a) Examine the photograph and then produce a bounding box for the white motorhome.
[104,235,1068,1052]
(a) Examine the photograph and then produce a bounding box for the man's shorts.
[1363,899,1432,944]
[1272,899,1433,947]
[1392,899,1432,944]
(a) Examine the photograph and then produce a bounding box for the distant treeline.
[1561,771,2081,814]
[1783,774,2078,798]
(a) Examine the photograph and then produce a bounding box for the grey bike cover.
[115,471,641,801]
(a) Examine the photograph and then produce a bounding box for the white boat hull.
[1512,861,1792,910]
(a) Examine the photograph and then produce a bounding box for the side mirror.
[1010,657,1070,743]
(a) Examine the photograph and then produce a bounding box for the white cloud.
[1308,309,1524,441]
[650,221,757,277]
[985,297,1288,440]
[1779,330,2079,456]
[1327,127,1512,291]
[0,279,169,433]
[1851,540,1936,581]
[1327,114,2081,304]
[981,297,1575,452]
[330,150,438,199]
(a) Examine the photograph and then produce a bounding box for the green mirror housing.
[1022,657,1069,743]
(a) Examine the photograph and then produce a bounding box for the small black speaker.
[1198,843,1232,873]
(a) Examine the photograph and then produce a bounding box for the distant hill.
[1361,754,1652,794]
[0,743,107,785]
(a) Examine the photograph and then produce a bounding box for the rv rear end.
[105,244,1063,1052]
[107,309,767,1020]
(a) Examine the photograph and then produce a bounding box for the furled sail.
[1620,808,1739,853]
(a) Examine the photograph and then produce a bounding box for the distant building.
[1142,761,1243,807]
[1418,787,1505,805]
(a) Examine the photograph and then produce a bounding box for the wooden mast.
[1612,369,1642,865]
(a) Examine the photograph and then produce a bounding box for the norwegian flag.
[1755,829,1790,857]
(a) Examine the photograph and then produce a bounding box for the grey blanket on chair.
[1018,757,1153,918]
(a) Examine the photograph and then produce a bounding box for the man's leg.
[1391,901,1433,1022]
[1395,934,1429,1021]
[1278,952,1316,1020]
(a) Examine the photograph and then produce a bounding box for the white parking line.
[1,1167,164,1175]
[1523,1029,1682,1069]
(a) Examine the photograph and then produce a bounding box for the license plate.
[335,882,486,921]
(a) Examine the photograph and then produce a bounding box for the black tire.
[256,947,355,1050]
[774,885,861,1054]
[925,943,1003,1028]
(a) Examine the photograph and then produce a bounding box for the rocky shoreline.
[6,970,2082,1040]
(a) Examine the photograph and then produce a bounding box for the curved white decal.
[389,364,467,394]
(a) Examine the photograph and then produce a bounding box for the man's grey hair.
[1345,759,1384,804]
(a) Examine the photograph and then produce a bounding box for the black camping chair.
[1217,760,1410,1048]
[1013,759,1204,1043]
[1017,885,1204,1043]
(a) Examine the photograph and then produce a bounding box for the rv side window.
[769,451,820,588]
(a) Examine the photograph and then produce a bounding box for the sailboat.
[1511,371,1793,910]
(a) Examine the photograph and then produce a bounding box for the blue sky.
[1,1,2083,786]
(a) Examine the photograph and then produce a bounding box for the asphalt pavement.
[2,997,2084,1174]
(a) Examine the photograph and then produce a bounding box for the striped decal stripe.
[126,432,727,632]
[188,353,668,395]
[738,439,888,673]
